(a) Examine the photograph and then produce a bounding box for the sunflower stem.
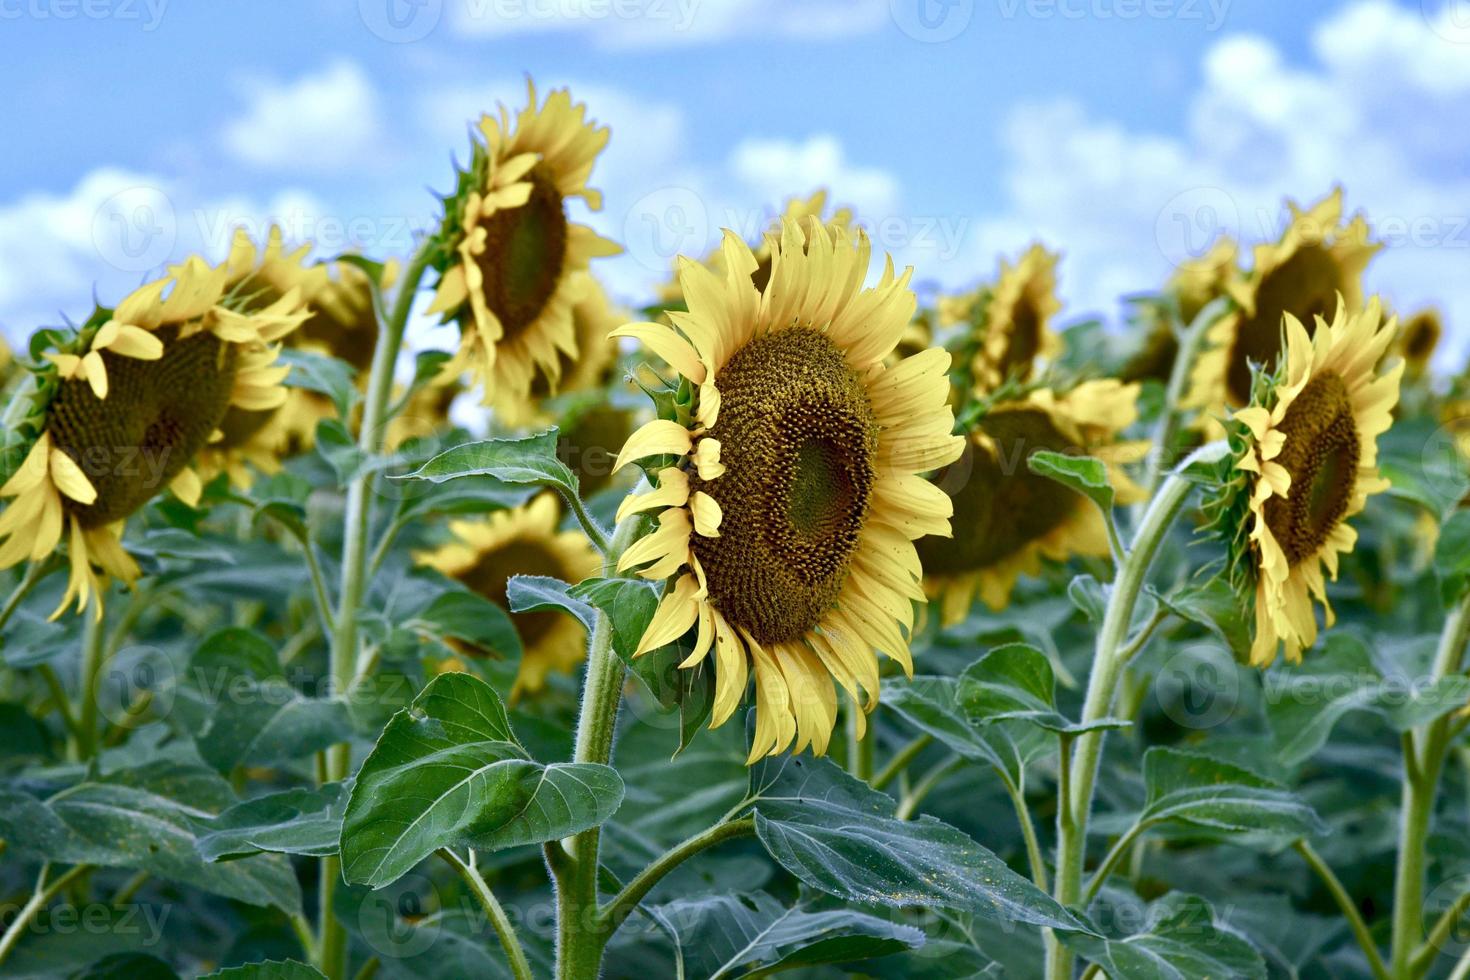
[846,707,873,781]
[599,818,756,938]
[1390,594,1470,979]
[439,848,534,980]
[74,606,108,761]
[1046,441,1225,980]
[1142,297,1224,496]
[557,513,641,980]
[1296,840,1391,980]
[559,487,612,555]
[319,240,434,980]
[0,559,54,634]
[0,863,92,967]
[871,734,932,791]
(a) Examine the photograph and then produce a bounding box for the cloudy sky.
[2,0,1468,362]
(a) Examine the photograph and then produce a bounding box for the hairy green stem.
[557,514,641,980]
[74,609,107,760]
[896,755,963,821]
[1413,886,1470,976]
[440,848,534,980]
[1295,840,1390,980]
[0,863,92,966]
[872,734,932,791]
[1142,298,1223,495]
[1002,773,1048,892]
[1046,442,1225,980]
[1391,596,1470,978]
[601,818,756,937]
[0,559,53,633]
[1084,821,1148,904]
[319,244,433,980]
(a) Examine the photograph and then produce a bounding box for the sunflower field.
[1,80,1468,980]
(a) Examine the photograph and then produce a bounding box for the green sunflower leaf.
[1060,892,1266,980]
[279,348,359,421]
[397,428,579,499]
[197,781,350,861]
[339,671,624,888]
[1435,509,1470,606]
[406,586,523,662]
[958,643,1130,736]
[743,753,1097,935]
[1139,747,1324,840]
[507,574,597,631]
[570,576,660,663]
[72,953,180,980]
[1027,451,1115,516]
[177,629,355,773]
[0,763,302,916]
[886,675,1052,786]
[643,891,924,978]
[199,961,326,980]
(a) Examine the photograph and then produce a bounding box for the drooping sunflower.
[1215,298,1401,666]
[193,228,322,489]
[0,252,308,616]
[415,493,599,696]
[657,190,856,307]
[918,380,1146,625]
[428,81,620,407]
[1393,308,1441,379]
[940,244,1063,395]
[1123,238,1239,383]
[1184,189,1380,421]
[609,217,964,762]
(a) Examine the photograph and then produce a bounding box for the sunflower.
[0,251,308,616]
[1184,189,1380,421]
[1219,298,1401,666]
[609,217,964,762]
[268,257,398,454]
[428,81,620,408]
[918,380,1146,625]
[940,244,1063,395]
[415,493,600,696]
[1123,238,1239,384]
[1394,308,1441,379]
[193,228,322,489]
[657,190,856,307]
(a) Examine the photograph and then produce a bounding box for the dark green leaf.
[198,782,349,861]
[507,574,597,631]
[200,961,327,980]
[408,587,523,662]
[397,428,579,499]
[1140,747,1324,839]
[745,754,1095,934]
[1063,893,1266,979]
[644,892,923,978]
[570,576,660,663]
[884,675,1048,787]
[340,672,624,887]
[1028,451,1115,516]
[959,643,1129,735]
[1436,510,1470,606]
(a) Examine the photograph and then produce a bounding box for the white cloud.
[447,0,888,47]
[221,60,388,174]
[942,0,1470,366]
[730,135,900,222]
[0,169,328,346]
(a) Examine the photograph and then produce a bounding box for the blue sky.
[2,0,1468,363]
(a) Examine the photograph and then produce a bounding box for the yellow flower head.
[1185,189,1381,423]
[1225,297,1402,666]
[919,379,1146,625]
[657,189,856,306]
[415,493,599,697]
[1394,307,1441,378]
[428,80,620,407]
[0,244,309,617]
[610,216,964,763]
[940,243,1064,396]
